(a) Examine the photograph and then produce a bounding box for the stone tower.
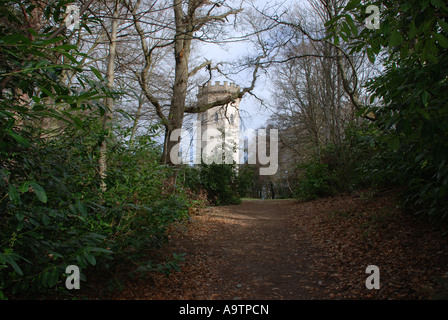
[196,81,241,164]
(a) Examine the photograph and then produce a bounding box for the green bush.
[328,0,448,225]
[0,0,192,299]
[1,125,109,297]
[179,165,203,195]
[295,160,335,202]
[102,132,191,260]
[236,164,256,199]
[0,124,191,298]
[198,162,242,206]
[341,123,391,189]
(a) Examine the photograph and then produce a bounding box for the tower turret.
[196,81,241,164]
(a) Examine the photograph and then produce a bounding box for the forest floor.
[86,190,448,300]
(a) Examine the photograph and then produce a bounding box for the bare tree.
[123,0,264,165]
[242,0,377,196]
[98,0,120,191]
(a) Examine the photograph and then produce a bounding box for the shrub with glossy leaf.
[328,0,448,224]
[0,123,192,298]
[1,0,193,298]
[0,125,111,297]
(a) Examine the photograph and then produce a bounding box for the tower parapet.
[197,81,241,107]
[198,81,240,98]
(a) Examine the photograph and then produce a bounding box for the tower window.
[214,112,219,123]
[230,114,234,125]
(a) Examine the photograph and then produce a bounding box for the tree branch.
[256,10,374,119]
[124,0,170,128]
[194,8,243,32]
[188,59,212,77]
[184,56,262,114]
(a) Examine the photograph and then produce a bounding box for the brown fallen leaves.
[104,206,244,300]
[84,190,448,300]
[291,189,448,299]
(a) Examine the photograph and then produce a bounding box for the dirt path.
[187,199,315,300]
[113,199,322,300]
[108,194,448,300]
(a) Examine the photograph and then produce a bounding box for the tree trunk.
[99,0,119,191]
[129,94,144,148]
[163,0,192,165]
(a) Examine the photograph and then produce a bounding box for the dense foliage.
[330,0,448,223]
[0,1,192,299]
[296,0,448,226]
[0,116,192,298]
[182,162,253,206]
[295,161,335,202]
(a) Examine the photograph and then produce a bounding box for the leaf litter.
[84,190,448,300]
